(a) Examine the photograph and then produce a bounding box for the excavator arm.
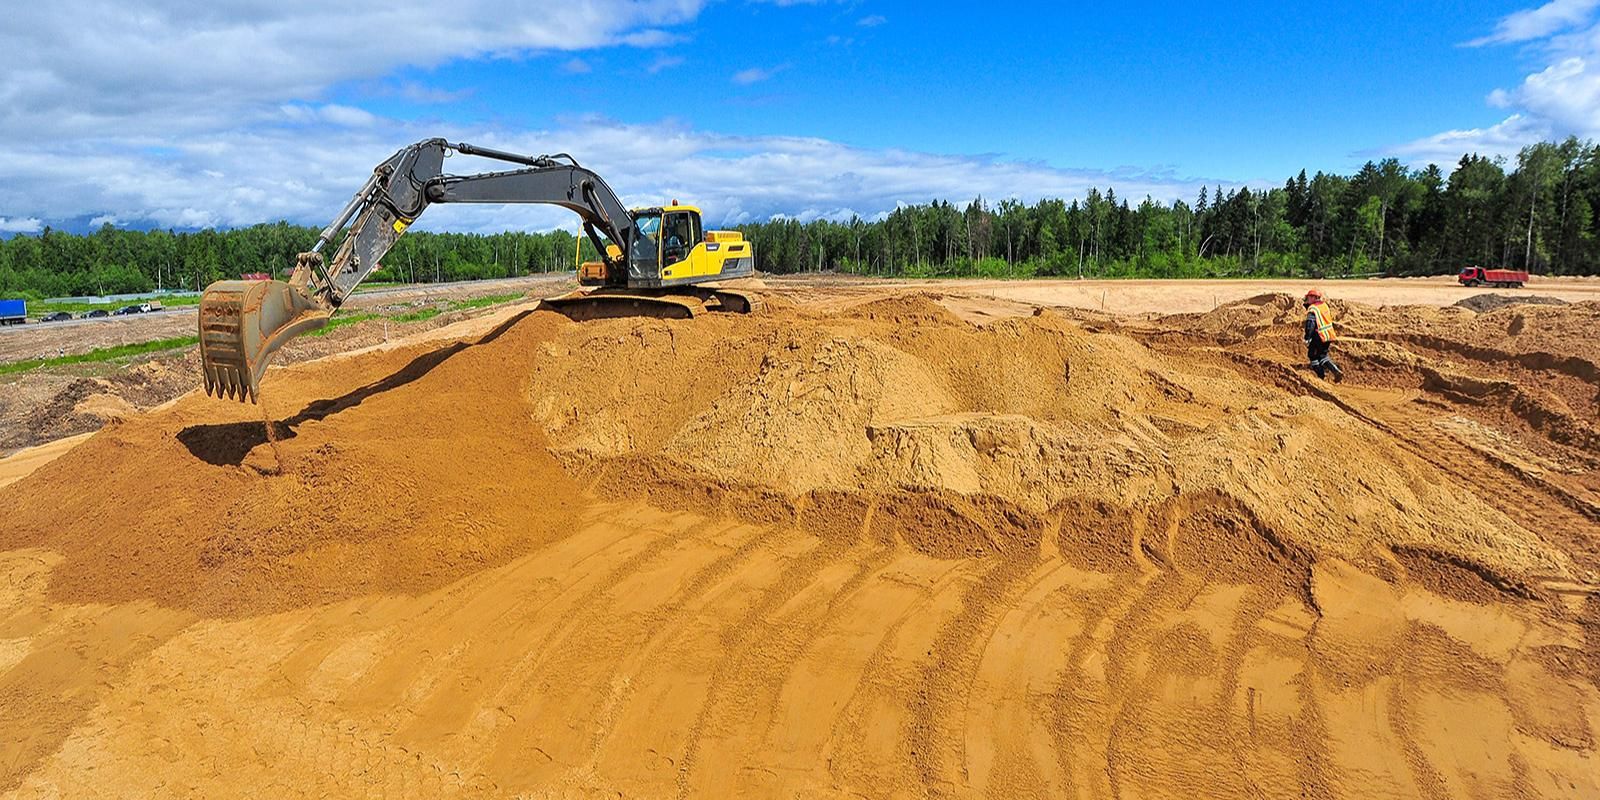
[199,138,637,401]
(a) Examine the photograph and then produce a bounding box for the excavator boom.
[197,138,655,402]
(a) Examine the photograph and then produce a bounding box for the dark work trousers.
[1307,339,1343,381]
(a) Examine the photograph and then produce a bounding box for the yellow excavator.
[197,138,759,402]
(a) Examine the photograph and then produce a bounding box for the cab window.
[630,213,661,263]
[663,212,697,265]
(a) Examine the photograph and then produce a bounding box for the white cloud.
[732,64,789,85]
[858,14,887,27]
[0,0,704,142]
[1390,114,1549,163]
[1465,0,1600,46]
[326,105,381,128]
[1397,1,1600,163]
[561,58,594,74]
[0,114,1238,234]
[0,217,44,234]
[0,0,1234,237]
[1495,56,1600,130]
[278,104,379,127]
[648,55,686,73]
[392,81,474,104]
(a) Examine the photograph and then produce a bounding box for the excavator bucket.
[198,279,330,402]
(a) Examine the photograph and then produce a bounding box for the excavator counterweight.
[197,138,757,402]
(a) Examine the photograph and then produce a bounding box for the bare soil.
[0,276,1597,798]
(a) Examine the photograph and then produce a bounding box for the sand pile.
[0,290,1596,798]
[530,293,1566,587]
[2,308,585,615]
[1455,293,1570,313]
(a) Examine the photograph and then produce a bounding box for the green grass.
[388,292,527,323]
[303,312,380,337]
[4,290,529,375]
[303,292,523,333]
[0,336,200,376]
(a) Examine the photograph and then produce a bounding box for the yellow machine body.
[579,205,756,287]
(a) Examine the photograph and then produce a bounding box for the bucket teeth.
[197,279,329,403]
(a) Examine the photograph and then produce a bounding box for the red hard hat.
[1304,288,1323,303]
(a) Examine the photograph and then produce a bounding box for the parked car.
[113,303,152,315]
[39,311,73,322]
[85,309,110,318]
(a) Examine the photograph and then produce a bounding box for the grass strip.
[4,291,528,375]
[389,293,527,323]
[0,335,200,376]
[303,312,380,337]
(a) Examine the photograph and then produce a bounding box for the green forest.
[0,222,597,299]
[2,138,1596,298]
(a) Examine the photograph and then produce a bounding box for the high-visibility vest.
[1308,302,1335,343]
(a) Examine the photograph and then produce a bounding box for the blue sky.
[3,0,1598,234]
[352,0,1519,177]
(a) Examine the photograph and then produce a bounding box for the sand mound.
[527,306,1565,588]
[0,288,1596,798]
[3,309,585,615]
[1455,293,1569,313]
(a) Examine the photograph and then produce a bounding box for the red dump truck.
[1459,266,1528,288]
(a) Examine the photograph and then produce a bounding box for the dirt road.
[766,272,1600,315]
[0,279,1597,797]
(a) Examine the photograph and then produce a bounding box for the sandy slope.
[0,285,1597,798]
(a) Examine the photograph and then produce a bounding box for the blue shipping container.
[0,298,26,324]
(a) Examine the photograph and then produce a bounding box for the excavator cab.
[662,208,698,267]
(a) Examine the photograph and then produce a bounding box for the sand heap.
[0,292,1595,798]
[529,294,1567,587]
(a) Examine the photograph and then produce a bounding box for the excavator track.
[537,287,762,321]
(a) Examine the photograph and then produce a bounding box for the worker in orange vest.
[1303,289,1343,382]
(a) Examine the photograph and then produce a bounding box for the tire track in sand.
[905,549,1042,797]
[559,513,808,784]
[672,503,879,798]
[817,554,979,793]
[960,550,1102,798]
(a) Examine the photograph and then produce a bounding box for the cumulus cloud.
[0,0,704,141]
[1396,1,1600,163]
[1389,115,1551,163]
[732,64,788,85]
[1465,0,1600,46]
[0,112,1237,235]
[0,217,45,234]
[0,0,1233,236]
